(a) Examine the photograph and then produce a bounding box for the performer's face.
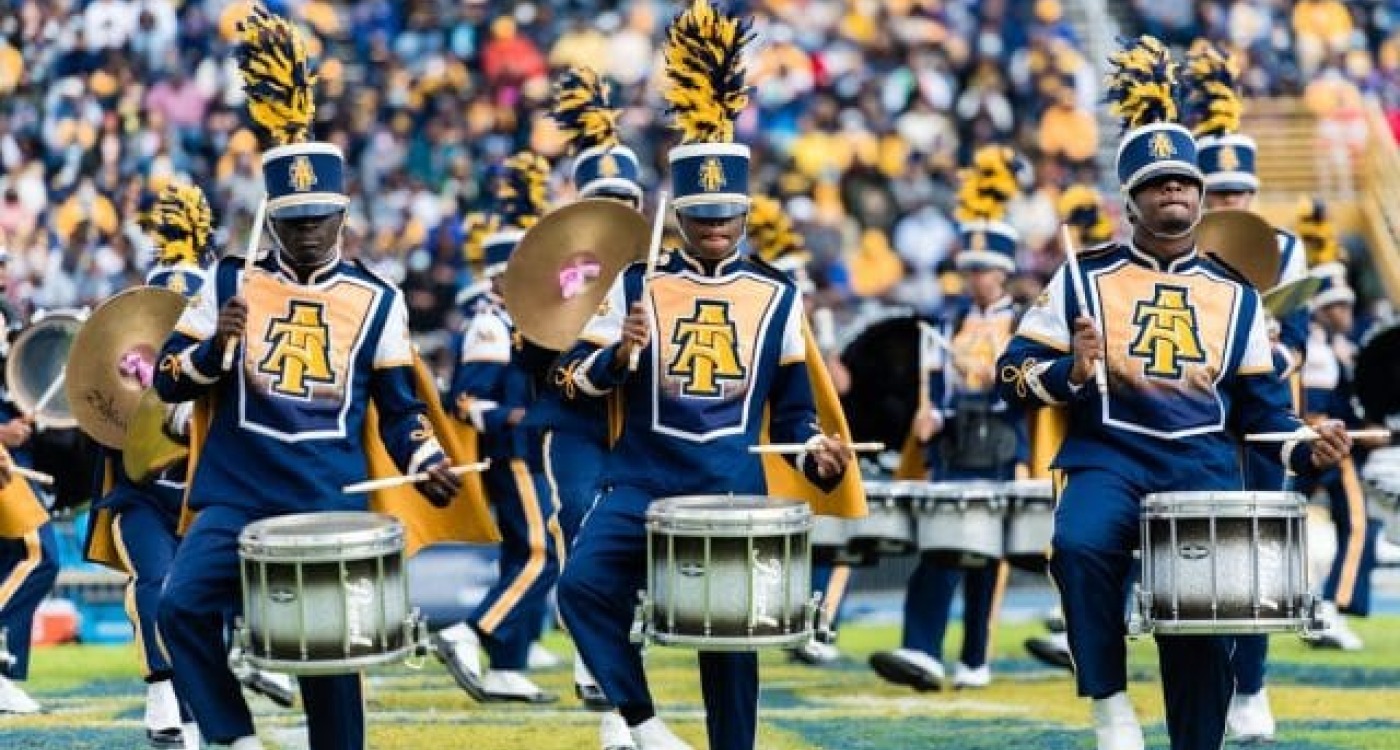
[679,212,746,259]
[964,267,1006,306]
[270,211,344,269]
[1134,176,1201,236]
[1318,301,1353,335]
[1205,189,1255,210]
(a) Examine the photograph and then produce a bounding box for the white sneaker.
[601,712,638,750]
[869,648,945,691]
[480,670,558,704]
[182,722,202,750]
[145,680,183,746]
[1309,601,1364,651]
[1376,532,1400,566]
[230,736,265,750]
[1092,692,1145,750]
[630,717,693,750]
[432,623,488,701]
[0,674,41,714]
[790,639,842,665]
[528,642,563,670]
[1025,631,1074,670]
[952,662,992,688]
[575,655,610,710]
[1227,689,1276,742]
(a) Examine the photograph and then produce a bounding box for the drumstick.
[1244,428,1391,443]
[341,461,491,494]
[629,191,668,373]
[11,466,54,486]
[748,442,884,455]
[222,198,265,371]
[1061,224,1107,395]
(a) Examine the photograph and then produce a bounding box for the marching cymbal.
[1263,274,1324,319]
[503,199,649,352]
[122,388,189,483]
[1196,209,1280,291]
[66,287,187,448]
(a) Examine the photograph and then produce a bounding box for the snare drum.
[234,512,424,675]
[638,496,815,651]
[1362,447,1400,487]
[811,515,861,565]
[1004,479,1055,571]
[915,481,1005,567]
[1133,492,1315,635]
[1377,477,1400,546]
[844,481,918,561]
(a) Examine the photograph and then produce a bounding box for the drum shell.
[845,481,918,560]
[811,515,868,565]
[1004,480,1054,571]
[1378,478,1400,545]
[1139,492,1310,634]
[644,496,812,650]
[238,512,411,674]
[915,481,1005,566]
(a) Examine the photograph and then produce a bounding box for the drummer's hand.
[1068,315,1103,387]
[809,433,853,480]
[615,302,650,366]
[0,418,32,448]
[1309,419,1351,469]
[216,296,248,351]
[913,409,941,443]
[419,459,461,508]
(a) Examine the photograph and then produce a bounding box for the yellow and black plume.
[551,67,621,152]
[462,212,500,267]
[747,196,809,269]
[150,182,213,267]
[1185,39,1242,137]
[1295,196,1345,267]
[955,146,1021,224]
[1058,184,1114,245]
[663,0,755,144]
[1106,35,1180,133]
[496,152,551,230]
[235,5,317,147]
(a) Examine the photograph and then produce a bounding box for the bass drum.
[1355,321,1400,424]
[837,310,925,452]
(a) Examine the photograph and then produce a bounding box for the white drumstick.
[12,466,54,486]
[223,198,265,371]
[629,191,668,373]
[341,461,491,494]
[1062,224,1107,395]
[1244,428,1391,443]
[749,442,884,455]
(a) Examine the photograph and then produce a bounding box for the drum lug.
[630,593,652,646]
[227,617,252,676]
[1301,594,1323,635]
[401,608,429,670]
[0,628,13,671]
[1127,585,1151,639]
[808,593,834,645]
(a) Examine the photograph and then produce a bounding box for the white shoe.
[1308,601,1364,650]
[869,648,945,691]
[1227,688,1276,742]
[433,623,488,701]
[1092,692,1144,750]
[145,680,183,745]
[790,639,842,665]
[230,737,265,750]
[0,674,41,714]
[575,655,610,710]
[1376,532,1400,566]
[952,662,991,688]
[601,712,638,750]
[1025,631,1074,670]
[528,642,563,670]
[480,670,558,703]
[630,717,693,750]
[182,722,202,750]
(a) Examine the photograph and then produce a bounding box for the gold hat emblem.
[699,156,727,193]
[1149,132,1177,160]
[1218,145,1240,172]
[598,153,620,178]
[289,155,318,193]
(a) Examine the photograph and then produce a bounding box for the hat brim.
[677,202,748,219]
[268,203,347,220]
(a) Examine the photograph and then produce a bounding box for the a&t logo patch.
[1129,284,1206,378]
[258,300,335,397]
[669,299,746,397]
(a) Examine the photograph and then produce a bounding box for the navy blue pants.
[0,522,59,680]
[158,505,363,749]
[558,485,758,750]
[1305,459,1379,615]
[1050,468,1233,750]
[543,428,606,546]
[471,458,562,670]
[111,500,181,679]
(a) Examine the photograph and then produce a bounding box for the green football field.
[6,619,1399,749]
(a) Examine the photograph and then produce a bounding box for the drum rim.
[1144,491,1306,507]
[239,511,405,555]
[648,495,812,525]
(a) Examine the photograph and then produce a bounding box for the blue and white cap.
[574,145,643,204]
[956,222,1018,273]
[1197,133,1258,193]
[262,142,349,220]
[670,143,750,219]
[1108,37,1203,195]
[1311,262,1355,309]
[1116,122,1203,194]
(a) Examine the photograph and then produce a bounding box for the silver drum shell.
[915,481,1005,565]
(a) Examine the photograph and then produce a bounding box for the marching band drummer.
[996,36,1350,750]
[1185,42,1311,742]
[432,152,563,705]
[554,3,852,748]
[153,11,462,750]
[869,145,1029,692]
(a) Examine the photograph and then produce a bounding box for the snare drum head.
[1005,479,1053,499]
[924,480,1002,500]
[648,495,811,528]
[240,512,404,557]
[1144,491,1304,512]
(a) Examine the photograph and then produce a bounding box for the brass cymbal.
[67,287,187,448]
[503,199,650,352]
[1196,209,1280,290]
[122,388,189,483]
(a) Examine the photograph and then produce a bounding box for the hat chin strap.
[1125,190,1203,242]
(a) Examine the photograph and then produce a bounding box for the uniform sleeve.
[155,271,224,402]
[564,272,631,396]
[1230,302,1313,475]
[449,313,513,432]
[997,269,1082,408]
[370,365,446,476]
[1274,233,1309,367]
[373,292,415,369]
[779,297,805,365]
